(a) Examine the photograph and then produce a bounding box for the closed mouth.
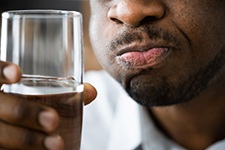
[116,45,171,69]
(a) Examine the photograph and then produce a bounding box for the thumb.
[83,83,97,105]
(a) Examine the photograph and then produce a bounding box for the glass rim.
[2,9,82,19]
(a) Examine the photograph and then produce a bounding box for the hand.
[0,61,97,150]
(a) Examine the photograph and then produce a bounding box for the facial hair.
[107,25,225,107]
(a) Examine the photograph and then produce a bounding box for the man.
[0,0,225,149]
[82,0,225,149]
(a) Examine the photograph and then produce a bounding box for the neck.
[150,79,225,150]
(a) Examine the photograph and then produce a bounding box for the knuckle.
[13,102,32,121]
[22,130,38,147]
[17,129,45,150]
[13,101,42,124]
[0,121,45,150]
[20,129,45,150]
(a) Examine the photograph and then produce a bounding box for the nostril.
[110,17,124,24]
[140,16,158,25]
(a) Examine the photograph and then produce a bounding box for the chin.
[124,73,208,107]
[125,85,186,107]
[123,50,225,107]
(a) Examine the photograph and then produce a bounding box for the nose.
[108,0,166,27]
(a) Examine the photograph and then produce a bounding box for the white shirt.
[81,70,225,150]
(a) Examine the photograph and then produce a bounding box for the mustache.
[108,25,180,51]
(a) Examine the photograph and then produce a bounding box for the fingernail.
[45,135,64,150]
[3,65,19,82]
[39,111,58,132]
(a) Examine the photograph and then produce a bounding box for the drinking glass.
[1,10,83,150]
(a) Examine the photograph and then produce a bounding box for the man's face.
[89,0,225,106]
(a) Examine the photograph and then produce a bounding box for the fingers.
[0,61,22,84]
[0,61,93,149]
[0,92,63,149]
[83,83,97,105]
[0,93,59,133]
[0,61,62,132]
[0,121,64,150]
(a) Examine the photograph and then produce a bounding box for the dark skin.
[0,0,225,149]
[89,0,225,149]
[0,61,97,149]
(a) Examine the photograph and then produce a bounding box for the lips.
[116,47,169,69]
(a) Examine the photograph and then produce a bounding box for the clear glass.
[1,10,84,150]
